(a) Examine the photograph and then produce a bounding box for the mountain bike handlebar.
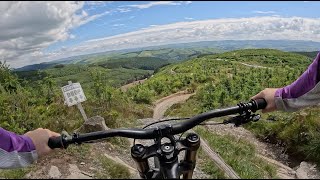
[48,98,267,149]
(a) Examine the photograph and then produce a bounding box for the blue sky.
[48,1,320,51]
[1,1,320,68]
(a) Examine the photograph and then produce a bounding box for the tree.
[0,61,19,93]
[90,70,104,99]
[43,76,55,104]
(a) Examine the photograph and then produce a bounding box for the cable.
[133,117,191,145]
[178,131,185,140]
[178,121,225,140]
[199,122,225,125]
[142,117,190,129]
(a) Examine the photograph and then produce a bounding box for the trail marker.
[62,81,88,121]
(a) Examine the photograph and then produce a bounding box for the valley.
[1,46,320,179]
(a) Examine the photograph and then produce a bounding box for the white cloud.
[253,10,276,14]
[116,7,131,13]
[113,24,125,27]
[126,1,186,9]
[84,1,113,11]
[0,1,111,68]
[185,17,194,20]
[78,10,111,26]
[5,15,320,68]
[56,16,320,61]
[85,1,113,6]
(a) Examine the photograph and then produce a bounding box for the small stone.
[67,164,92,179]
[25,173,31,178]
[69,164,81,174]
[77,116,109,133]
[80,162,85,165]
[48,166,62,179]
[296,161,310,179]
[107,143,115,150]
[66,174,92,179]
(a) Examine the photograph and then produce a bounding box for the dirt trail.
[214,58,271,69]
[153,91,195,119]
[129,91,210,179]
[149,91,320,179]
[18,76,319,179]
[116,59,314,179]
[120,78,147,92]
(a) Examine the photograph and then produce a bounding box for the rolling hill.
[13,40,320,72]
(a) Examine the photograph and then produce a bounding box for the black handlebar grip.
[48,136,64,149]
[253,98,267,110]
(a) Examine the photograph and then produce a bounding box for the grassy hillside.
[15,64,153,90]
[128,49,320,167]
[82,47,219,64]
[293,51,319,59]
[127,49,310,104]
[14,47,219,72]
[2,48,320,178]
[95,57,170,70]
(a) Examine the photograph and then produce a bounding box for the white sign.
[61,82,87,107]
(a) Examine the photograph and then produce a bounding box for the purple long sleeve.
[275,51,320,112]
[0,127,38,169]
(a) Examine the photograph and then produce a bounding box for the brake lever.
[223,114,261,127]
[61,130,82,146]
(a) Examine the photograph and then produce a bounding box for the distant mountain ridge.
[14,40,320,71]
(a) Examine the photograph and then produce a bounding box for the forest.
[1,48,320,178]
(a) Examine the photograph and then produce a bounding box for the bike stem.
[131,133,200,179]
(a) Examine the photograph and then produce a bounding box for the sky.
[1,1,320,68]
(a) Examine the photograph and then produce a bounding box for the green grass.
[0,166,33,179]
[16,64,153,89]
[106,137,130,149]
[65,143,91,162]
[51,67,152,88]
[95,155,131,179]
[128,49,309,106]
[246,107,320,165]
[197,147,226,179]
[194,126,276,179]
[164,97,201,117]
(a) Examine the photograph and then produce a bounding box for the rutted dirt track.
[135,91,210,179]
[150,90,320,179]
[120,78,147,92]
[17,63,320,179]
[23,89,316,179]
[153,91,195,119]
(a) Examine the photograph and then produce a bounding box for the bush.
[246,108,320,165]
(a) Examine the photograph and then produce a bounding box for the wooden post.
[190,129,241,179]
[77,103,88,122]
[68,81,88,122]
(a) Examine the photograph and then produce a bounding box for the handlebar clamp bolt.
[186,133,199,144]
[131,144,146,158]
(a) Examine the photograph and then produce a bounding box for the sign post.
[61,81,88,122]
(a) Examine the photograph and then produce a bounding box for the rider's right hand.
[251,88,278,113]
[25,128,61,157]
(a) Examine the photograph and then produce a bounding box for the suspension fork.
[130,133,200,179]
[182,133,200,179]
[131,144,151,179]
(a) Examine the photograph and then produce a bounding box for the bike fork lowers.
[182,133,200,179]
[130,133,200,179]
